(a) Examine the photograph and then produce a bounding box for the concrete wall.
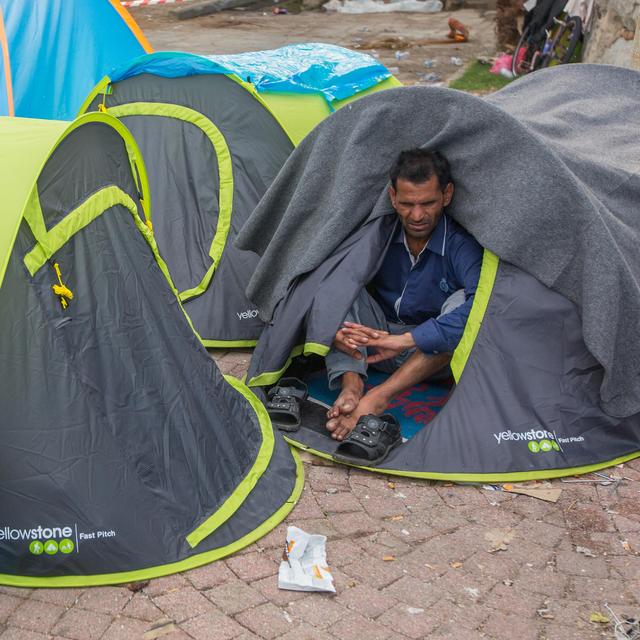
[583,0,639,67]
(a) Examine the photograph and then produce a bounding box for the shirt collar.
[393,214,449,257]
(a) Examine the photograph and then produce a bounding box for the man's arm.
[410,235,483,354]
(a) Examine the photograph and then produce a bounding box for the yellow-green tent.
[0,114,301,586]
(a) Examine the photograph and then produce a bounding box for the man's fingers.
[343,332,369,345]
[343,321,388,338]
[342,329,389,342]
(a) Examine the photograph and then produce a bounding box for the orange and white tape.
[120,0,189,8]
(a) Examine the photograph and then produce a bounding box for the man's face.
[389,175,454,243]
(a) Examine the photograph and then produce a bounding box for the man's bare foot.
[330,387,391,441]
[326,372,364,432]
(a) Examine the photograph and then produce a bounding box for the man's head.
[388,149,454,246]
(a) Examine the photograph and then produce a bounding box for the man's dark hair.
[389,149,451,191]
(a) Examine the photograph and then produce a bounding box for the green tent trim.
[24,186,139,275]
[248,342,330,387]
[106,101,235,305]
[0,113,150,289]
[202,339,258,348]
[285,438,640,482]
[80,73,296,146]
[186,375,275,548]
[451,250,499,382]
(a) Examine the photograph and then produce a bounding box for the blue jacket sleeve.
[410,234,483,354]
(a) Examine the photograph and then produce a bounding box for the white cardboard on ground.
[278,526,336,593]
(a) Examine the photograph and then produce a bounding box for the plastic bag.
[490,53,514,78]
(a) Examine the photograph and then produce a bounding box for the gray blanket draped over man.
[236,63,640,418]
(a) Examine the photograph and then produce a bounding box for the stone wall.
[583,0,639,67]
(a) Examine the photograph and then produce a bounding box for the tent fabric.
[0,0,151,120]
[81,47,399,346]
[107,44,393,103]
[0,114,301,586]
[236,63,640,419]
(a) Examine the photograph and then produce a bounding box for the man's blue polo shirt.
[372,214,483,354]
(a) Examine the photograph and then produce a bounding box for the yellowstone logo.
[493,427,585,453]
[493,428,560,454]
[493,428,557,445]
[1,524,116,557]
[236,309,259,321]
[0,525,74,542]
[0,525,77,557]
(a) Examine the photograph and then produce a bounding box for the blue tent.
[0,0,151,120]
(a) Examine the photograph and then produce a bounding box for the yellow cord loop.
[52,263,73,309]
[98,88,109,112]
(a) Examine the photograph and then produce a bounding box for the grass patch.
[449,61,513,93]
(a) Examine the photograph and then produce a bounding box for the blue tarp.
[0,0,149,120]
[109,44,392,103]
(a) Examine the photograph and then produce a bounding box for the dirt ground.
[131,5,496,85]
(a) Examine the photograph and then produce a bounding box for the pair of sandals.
[266,377,401,465]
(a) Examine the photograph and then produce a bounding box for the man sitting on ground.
[325,149,483,441]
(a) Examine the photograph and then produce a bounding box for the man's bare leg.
[326,372,364,433]
[330,351,451,441]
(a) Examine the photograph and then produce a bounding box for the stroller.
[511,0,585,77]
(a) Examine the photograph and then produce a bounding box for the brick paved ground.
[1,350,638,640]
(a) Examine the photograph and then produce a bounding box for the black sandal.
[266,377,308,432]
[333,414,401,466]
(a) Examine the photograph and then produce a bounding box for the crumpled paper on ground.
[278,526,335,593]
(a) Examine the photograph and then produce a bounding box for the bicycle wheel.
[511,27,540,78]
[541,15,582,67]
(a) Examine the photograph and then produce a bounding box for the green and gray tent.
[81,45,400,348]
[236,64,640,482]
[0,114,302,587]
